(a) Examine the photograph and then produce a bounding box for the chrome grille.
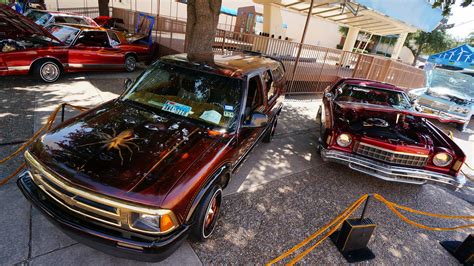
[355,142,428,167]
[30,169,122,226]
[418,97,451,111]
[24,150,179,236]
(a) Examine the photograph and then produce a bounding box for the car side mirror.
[325,92,334,100]
[120,78,133,97]
[243,112,268,128]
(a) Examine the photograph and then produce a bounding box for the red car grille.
[355,142,428,167]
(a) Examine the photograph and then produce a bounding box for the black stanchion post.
[330,194,377,263]
[440,234,474,265]
[61,103,65,122]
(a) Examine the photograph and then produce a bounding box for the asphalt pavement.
[0,70,473,265]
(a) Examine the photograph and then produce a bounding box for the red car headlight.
[432,152,453,167]
[336,133,352,147]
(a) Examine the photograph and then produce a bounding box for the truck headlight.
[130,213,176,233]
[432,152,453,167]
[336,133,352,147]
[452,106,469,115]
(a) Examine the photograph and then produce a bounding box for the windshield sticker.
[162,101,192,117]
[200,110,222,125]
[224,105,234,111]
[223,111,234,118]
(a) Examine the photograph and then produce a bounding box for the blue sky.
[447,2,474,39]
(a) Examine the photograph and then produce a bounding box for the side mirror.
[124,78,133,90]
[325,92,334,100]
[120,78,133,97]
[243,112,268,128]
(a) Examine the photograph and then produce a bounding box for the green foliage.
[468,32,474,46]
[338,26,348,37]
[405,29,455,65]
[432,0,472,16]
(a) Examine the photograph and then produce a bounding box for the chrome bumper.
[419,106,469,124]
[321,148,465,188]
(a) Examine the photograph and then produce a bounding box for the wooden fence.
[66,6,426,94]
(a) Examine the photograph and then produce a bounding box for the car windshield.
[53,16,88,25]
[122,62,243,129]
[26,11,52,26]
[47,25,80,45]
[427,69,474,100]
[335,84,412,110]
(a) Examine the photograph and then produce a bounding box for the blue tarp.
[428,44,474,70]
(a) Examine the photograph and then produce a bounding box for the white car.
[24,9,99,28]
[409,69,473,132]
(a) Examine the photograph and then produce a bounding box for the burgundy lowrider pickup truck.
[17,53,285,261]
[317,78,466,188]
[0,5,150,82]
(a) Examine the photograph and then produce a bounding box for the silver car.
[409,69,473,132]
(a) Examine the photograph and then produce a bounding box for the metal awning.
[273,0,437,35]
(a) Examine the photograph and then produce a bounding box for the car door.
[234,73,267,166]
[68,30,123,70]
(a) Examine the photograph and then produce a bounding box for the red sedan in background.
[0,5,151,82]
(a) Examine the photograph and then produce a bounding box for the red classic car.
[316,78,466,188]
[17,53,286,261]
[0,5,150,82]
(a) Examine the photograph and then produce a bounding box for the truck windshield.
[123,62,242,129]
[335,84,412,110]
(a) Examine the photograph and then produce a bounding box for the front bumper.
[419,105,469,124]
[321,148,465,189]
[17,171,189,262]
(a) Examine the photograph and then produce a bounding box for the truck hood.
[0,4,61,42]
[29,100,220,206]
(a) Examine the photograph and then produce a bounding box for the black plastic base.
[330,231,375,263]
[440,240,474,265]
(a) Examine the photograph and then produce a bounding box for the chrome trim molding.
[7,66,30,71]
[24,150,179,235]
[321,148,465,188]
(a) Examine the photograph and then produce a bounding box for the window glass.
[244,76,264,121]
[54,16,88,26]
[108,31,120,46]
[335,84,412,110]
[123,62,242,129]
[26,11,52,26]
[263,70,276,100]
[47,25,80,45]
[74,31,110,47]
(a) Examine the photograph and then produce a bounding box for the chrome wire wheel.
[40,62,60,82]
[202,188,222,238]
[124,55,137,72]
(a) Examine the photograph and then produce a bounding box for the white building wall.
[46,0,342,49]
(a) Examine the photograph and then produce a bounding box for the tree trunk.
[185,0,222,64]
[98,0,110,16]
[412,44,425,66]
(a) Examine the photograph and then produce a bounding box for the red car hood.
[0,4,61,43]
[28,100,221,207]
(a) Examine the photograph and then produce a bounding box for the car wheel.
[262,117,278,143]
[190,185,223,242]
[124,55,137,72]
[34,60,61,83]
[456,122,468,132]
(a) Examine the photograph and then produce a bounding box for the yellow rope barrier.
[374,194,474,231]
[268,193,474,264]
[266,194,368,265]
[0,103,88,187]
